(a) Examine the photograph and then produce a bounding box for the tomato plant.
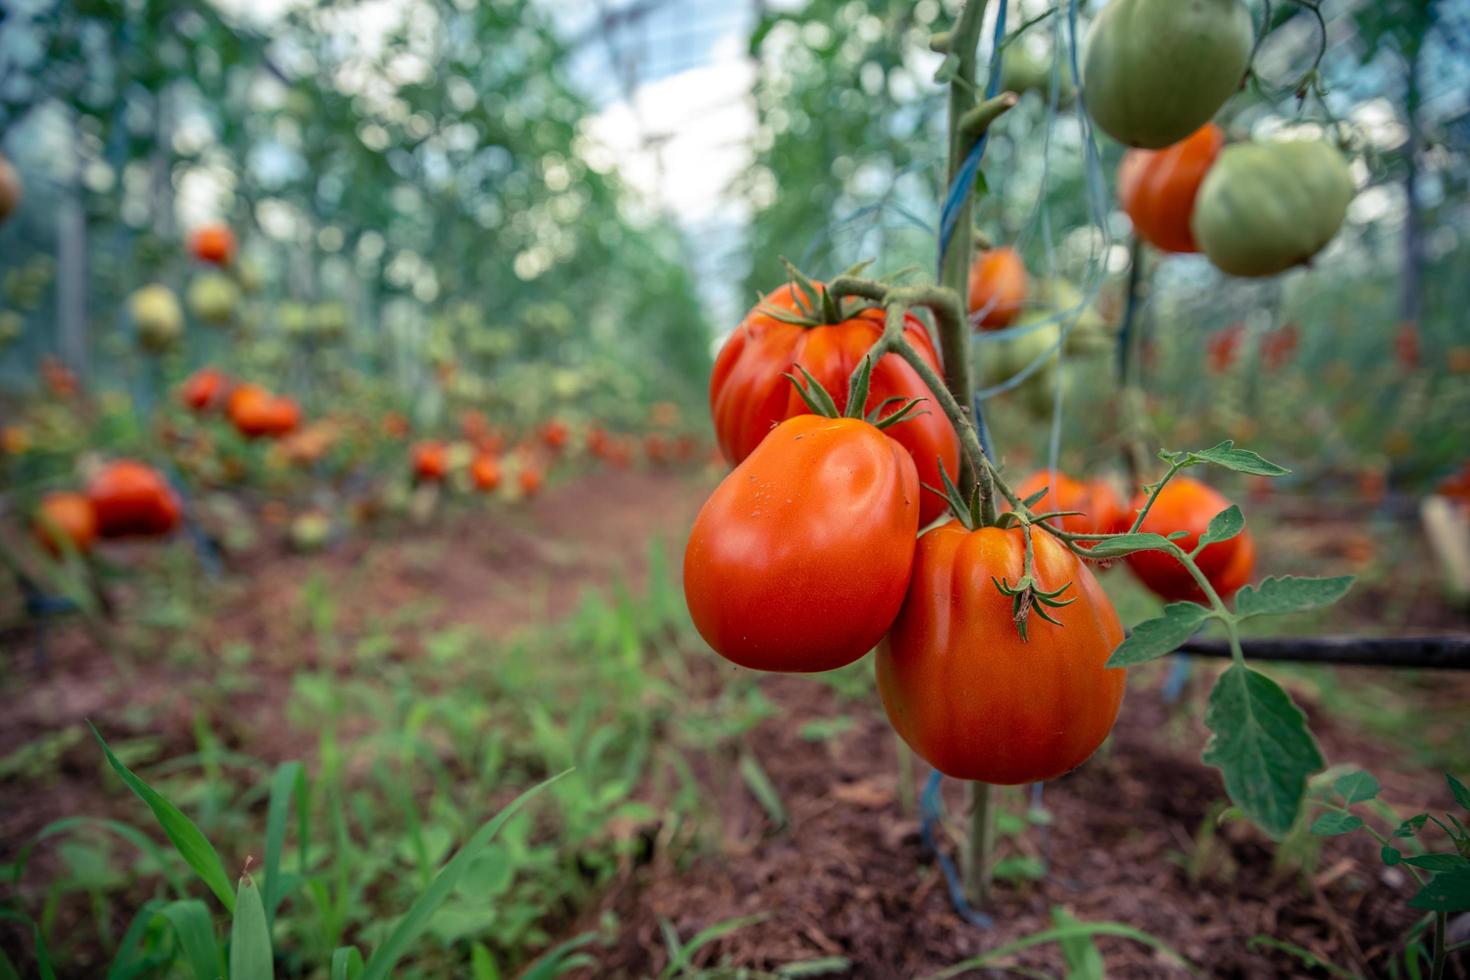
[33,491,99,556]
[228,385,300,439]
[1014,470,1129,546]
[86,460,182,538]
[1125,476,1256,602]
[180,367,230,412]
[968,246,1028,328]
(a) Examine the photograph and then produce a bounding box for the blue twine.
[1162,655,1193,704]
[935,2,1009,278]
[919,769,995,928]
[162,465,224,580]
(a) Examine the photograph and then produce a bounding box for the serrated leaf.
[1403,854,1470,872]
[1083,533,1176,559]
[1310,811,1363,836]
[1108,603,1210,667]
[1201,665,1324,839]
[1334,770,1380,805]
[1199,506,1244,548]
[1449,774,1470,811]
[229,875,272,980]
[1234,576,1354,619]
[1408,868,1470,913]
[1189,441,1290,476]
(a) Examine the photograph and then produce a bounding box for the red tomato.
[968,246,1028,328]
[518,462,545,497]
[228,385,299,438]
[470,453,502,492]
[710,282,960,525]
[684,415,920,673]
[1014,470,1129,546]
[382,412,411,439]
[34,491,99,556]
[87,461,181,538]
[189,224,236,266]
[1260,322,1299,371]
[412,441,448,482]
[1207,322,1245,374]
[180,367,229,412]
[540,420,569,450]
[41,357,79,399]
[1117,123,1225,253]
[877,522,1125,784]
[1395,321,1420,370]
[1125,477,1255,602]
[644,434,669,463]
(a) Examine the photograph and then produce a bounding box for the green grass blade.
[659,914,768,979]
[358,770,570,980]
[229,874,273,980]
[156,899,222,980]
[90,723,236,912]
[738,751,787,830]
[12,816,183,895]
[107,898,165,980]
[521,933,598,980]
[0,910,57,980]
[469,942,500,980]
[330,947,365,980]
[0,946,21,980]
[922,921,1199,980]
[263,761,305,927]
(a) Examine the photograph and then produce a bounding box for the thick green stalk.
[963,781,995,907]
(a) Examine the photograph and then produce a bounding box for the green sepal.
[845,356,874,419]
[783,364,840,419]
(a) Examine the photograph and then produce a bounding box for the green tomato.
[187,273,240,326]
[1191,139,1354,277]
[130,284,184,352]
[1083,0,1252,148]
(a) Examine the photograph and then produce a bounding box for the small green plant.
[1306,770,1470,979]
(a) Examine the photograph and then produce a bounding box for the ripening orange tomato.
[412,441,448,482]
[34,492,99,556]
[382,412,411,439]
[684,415,920,673]
[229,385,299,438]
[644,434,669,463]
[877,522,1125,784]
[180,367,230,412]
[1117,123,1225,253]
[518,461,545,497]
[1125,477,1255,602]
[1014,470,1129,547]
[541,419,569,450]
[968,247,1028,328]
[470,453,502,492]
[87,460,182,538]
[189,224,236,265]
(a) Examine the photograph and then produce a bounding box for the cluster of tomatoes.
[179,366,302,440]
[683,279,1256,786]
[32,460,182,558]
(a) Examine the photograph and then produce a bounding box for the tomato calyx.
[991,522,1077,642]
[759,259,882,328]
[784,357,927,431]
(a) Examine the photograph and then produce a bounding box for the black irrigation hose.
[1176,634,1470,670]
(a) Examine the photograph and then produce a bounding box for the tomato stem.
[963,780,995,908]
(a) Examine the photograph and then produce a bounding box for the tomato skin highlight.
[709,282,960,525]
[684,415,920,673]
[1117,123,1224,254]
[877,522,1125,784]
[1125,477,1255,602]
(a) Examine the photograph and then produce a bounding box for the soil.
[2,468,1468,978]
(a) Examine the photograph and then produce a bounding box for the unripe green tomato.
[311,301,350,340]
[1083,0,1253,149]
[187,273,240,325]
[1191,139,1354,277]
[1001,46,1075,106]
[289,512,331,552]
[130,284,184,352]
[978,313,1061,396]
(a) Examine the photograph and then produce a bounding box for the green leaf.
[1082,533,1176,559]
[358,770,569,980]
[1201,665,1324,839]
[1198,505,1244,548]
[469,943,499,980]
[659,915,768,980]
[1402,854,1470,872]
[1408,868,1470,913]
[1334,770,1380,805]
[229,874,273,980]
[330,947,364,980]
[156,900,222,980]
[90,723,236,912]
[776,957,853,977]
[1234,576,1354,619]
[1310,812,1363,836]
[1108,602,1211,667]
[106,898,165,980]
[521,933,598,980]
[1382,845,1402,866]
[739,750,787,829]
[1052,907,1105,980]
[263,761,305,928]
[1394,814,1430,838]
[1449,774,1470,811]
[1188,441,1290,476]
[0,911,56,980]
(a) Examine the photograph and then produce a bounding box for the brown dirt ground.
[2,470,1468,978]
